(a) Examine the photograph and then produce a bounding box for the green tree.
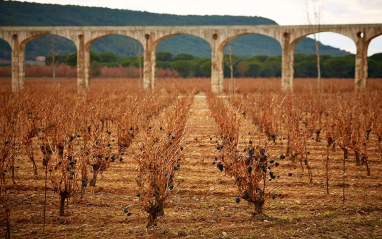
[265,57,281,77]
[192,58,210,77]
[156,52,173,61]
[248,61,262,77]
[323,57,353,78]
[199,61,211,76]
[370,53,382,61]
[367,58,382,78]
[156,61,172,70]
[171,60,193,77]
[99,52,119,63]
[254,55,268,62]
[261,66,274,77]
[65,52,77,66]
[45,54,67,66]
[90,61,102,77]
[90,51,101,63]
[64,51,101,66]
[294,53,308,64]
[120,57,134,67]
[173,53,195,61]
[295,60,317,77]
[130,58,144,68]
[236,61,249,76]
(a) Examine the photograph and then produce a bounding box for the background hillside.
[0,1,350,61]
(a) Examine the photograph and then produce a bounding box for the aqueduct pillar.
[143,33,156,91]
[281,32,294,91]
[211,34,224,94]
[11,34,24,92]
[355,35,368,91]
[77,34,90,91]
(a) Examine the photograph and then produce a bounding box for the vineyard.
[1,77,382,238]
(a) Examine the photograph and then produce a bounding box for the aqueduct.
[1,24,381,93]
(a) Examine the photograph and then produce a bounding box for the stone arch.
[81,33,145,87]
[154,33,212,79]
[293,32,356,80]
[85,33,143,53]
[0,37,12,64]
[218,32,282,92]
[366,33,382,54]
[154,32,212,51]
[17,34,77,88]
[291,30,354,50]
[0,34,12,52]
[20,33,75,51]
[367,34,382,79]
[0,38,12,87]
[219,31,280,53]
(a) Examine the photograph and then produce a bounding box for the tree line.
[46,51,382,78]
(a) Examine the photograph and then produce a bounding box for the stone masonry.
[1,24,381,93]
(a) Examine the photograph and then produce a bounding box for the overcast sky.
[20,0,382,56]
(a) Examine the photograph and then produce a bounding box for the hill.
[0,1,350,60]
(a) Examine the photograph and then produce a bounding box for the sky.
[20,0,382,56]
